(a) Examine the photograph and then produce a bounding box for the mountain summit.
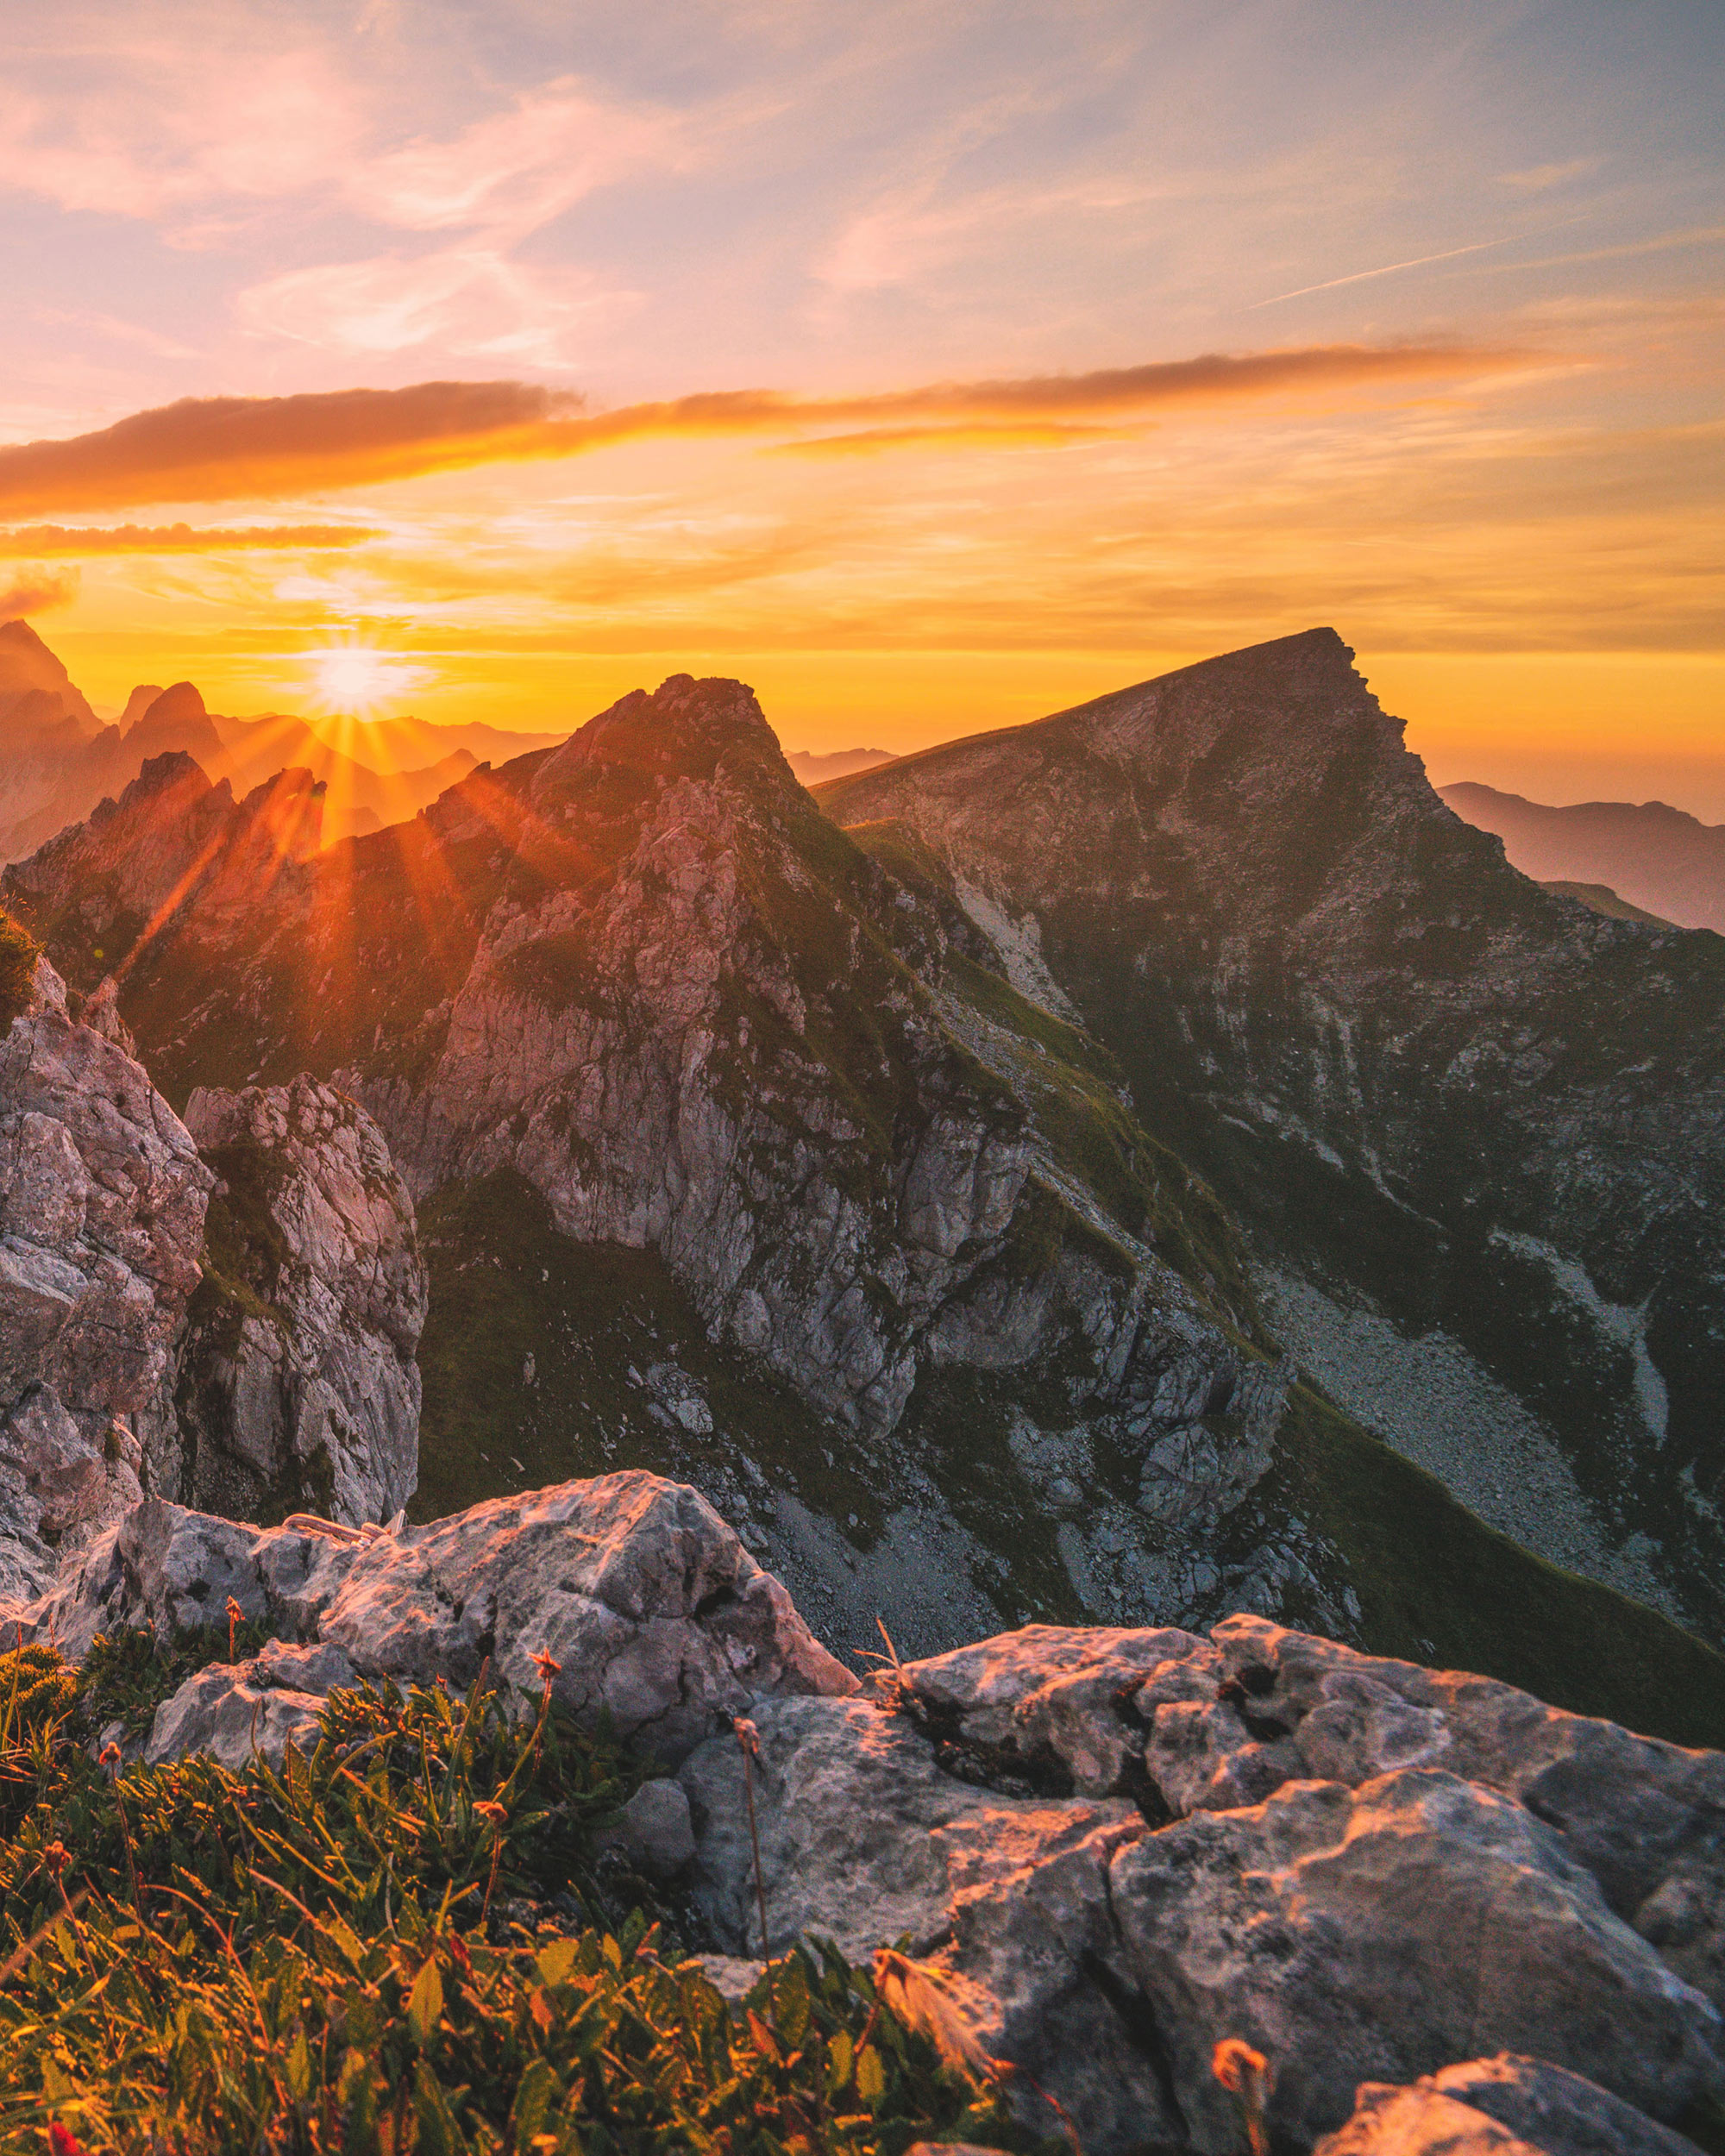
[821,628,1725,1636]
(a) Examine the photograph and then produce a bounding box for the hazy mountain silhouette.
[1445,781,1725,934]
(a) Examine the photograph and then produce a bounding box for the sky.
[1,0,1722,810]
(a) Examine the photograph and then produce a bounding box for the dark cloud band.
[0,344,1524,511]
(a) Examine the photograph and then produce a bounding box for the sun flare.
[306,643,427,717]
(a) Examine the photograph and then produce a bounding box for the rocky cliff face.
[0,945,211,1593]
[4,676,1317,1649]
[819,630,1725,1639]
[172,1075,426,1526]
[9,1468,1722,2156]
[0,908,423,1552]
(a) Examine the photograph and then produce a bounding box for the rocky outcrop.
[3,752,323,999]
[819,630,1725,1638]
[20,1472,856,1764]
[172,1076,425,1525]
[8,1470,1721,2153]
[0,949,211,1593]
[1314,2056,1700,2156]
[679,1600,1725,2152]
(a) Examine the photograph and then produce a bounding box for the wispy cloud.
[0,380,581,513]
[0,343,1527,511]
[0,523,380,554]
[355,78,678,238]
[0,567,78,615]
[1496,160,1596,192]
[236,250,639,365]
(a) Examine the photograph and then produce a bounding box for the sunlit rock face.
[0,949,211,1594]
[4,671,1309,1645]
[171,1075,427,1526]
[819,628,1725,1638]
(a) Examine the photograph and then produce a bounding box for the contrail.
[1249,237,1515,308]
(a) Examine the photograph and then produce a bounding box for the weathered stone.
[0,952,210,1586]
[1104,1767,1722,2151]
[22,1473,856,1766]
[1316,2055,1699,2156]
[593,1778,697,1878]
[896,1622,1216,1795]
[1212,1615,1725,2009]
[679,1693,1175,2153]
[176,1076,426,1525]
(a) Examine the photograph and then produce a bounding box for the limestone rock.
[678,1692,1172,2154]
[174,1076,426,1524]
[1211,1614,1725,2009]
[23,1472,856,1766]
[1316,2055,1699,2156]
[1103,1766,1722,2151]
[593,1777,696,1878]
[147,1639,359,1771]
[894,1622,1218,1796]
[0,950,210,1586]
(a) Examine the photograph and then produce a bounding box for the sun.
[306,642,427,718]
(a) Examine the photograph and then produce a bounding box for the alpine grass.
[0,1636,1032,2155]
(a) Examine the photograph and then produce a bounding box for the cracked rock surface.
[14,1471,856,1765]
[3,1467,1721,2153]
[0,952,210,1591]
[172,1075,427,1526]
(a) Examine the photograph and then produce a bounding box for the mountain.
[786,746,895,786]
[819,628,1725,1641]
[300,711,566,769]
[8,655,1725,1730]
[1540,879,1675,927]
[0,617,98,742]
[0,653,484,861]
[1445,780,1725,933]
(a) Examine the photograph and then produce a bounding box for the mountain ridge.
[1444,777,1725,933]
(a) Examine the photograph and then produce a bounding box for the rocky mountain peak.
[530,673,798,809]
[122,680,224,764]
[117,683,166,729]
[0,618,99,738]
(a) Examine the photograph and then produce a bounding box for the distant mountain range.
[0,618,567,861]
[1443,780,1725,934]
[785,746,894,785]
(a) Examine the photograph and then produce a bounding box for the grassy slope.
[0,1638,1014,2154]
[1273,1386,1725,1750]
[417,1179,1725,1751]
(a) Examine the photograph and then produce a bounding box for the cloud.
[0,567,78,615]
[236,250,637,365]
[355,78,677,238]
[0,342,1527,511]
[0,523,380,554]
[1496,160,1596,192]
[0,43,364,223]
[0,380,581,513]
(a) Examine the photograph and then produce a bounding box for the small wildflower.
[1213,2037,1270,2156]
[528,1648,561,1685]
[224,1595,242,1660]
[732,1714,761,1757]
[98,1741,122,1775]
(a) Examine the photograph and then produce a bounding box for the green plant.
[0,1642,1032,2156]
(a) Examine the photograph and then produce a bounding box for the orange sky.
[3,3,1722,812]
